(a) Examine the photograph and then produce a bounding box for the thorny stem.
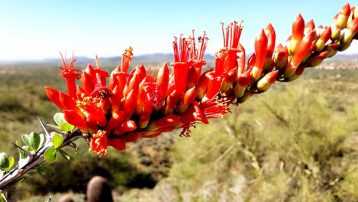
[0,120,82,192]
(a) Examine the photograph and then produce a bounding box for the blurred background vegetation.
[0,59,358,201]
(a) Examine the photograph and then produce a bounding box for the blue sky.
[0,0,357,60]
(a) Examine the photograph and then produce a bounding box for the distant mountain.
[0,53,356,68]
[326,53,358,61]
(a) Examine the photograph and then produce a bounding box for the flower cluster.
[46,3,358,157]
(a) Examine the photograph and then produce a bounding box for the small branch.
[0,119,82,192]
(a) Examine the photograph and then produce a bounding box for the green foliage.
[59,149,71,160]
[0,153,9,170]
[44,147,57,164]
[51,132,64,149]
[21,132,42,152]
[53,113,74,132]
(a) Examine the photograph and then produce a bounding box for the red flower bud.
[251,29,268,81]
[106,110,125,132]
[264,23,276,71]
[202,72,222,104]
[285,31,314,77]
[173,62,190,99]
[293,13,305,41]
[307,51,329,67]
[156,63,169,100]
[113,120,137,135]
[148,115,181,131]
[334,3,351,29]
[108,138,126,151]
[257,70,278,91]
[315,26,332,51]
[273,44,288,70]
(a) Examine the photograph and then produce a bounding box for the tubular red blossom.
[186,67,199,89]
[202,72,222,104]
[45,87,66,110]
[265,23,276,57]
[307,51,329,67]
[257,70,279,91]
[315,26,332,51]
[196,69,211,99]
[121,47,133,73]
[216,21,243,91]
[237,44,246,74]
[164,91,178,115]
[81,72,94,95]
[274,44,289,70]
[148,115,181,131]
[59,55,81,98]
[183,87,197,106]
[288,13,305,54]
[291,31,314,66]
[106,110,125,132]
[108,138,126,151]
[173,62,190,99]
[156,63,169,101]
[123,88,138,117]
[90,130,108,157]
[251,29,268,81]
[285,31,314,77]
[292,13,305,41]
[113,120,137,135]
[304,20,316,35]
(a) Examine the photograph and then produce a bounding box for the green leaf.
[0,153,9,169]
[15,141,25,159]
[54,112,66,126]
[0,191,7,202]
[44,147,57,164]
[38,133,45,149]
[59,149,71,160]
[22,132,41,151]
[37,165,47,175]
[54,112,75,132]
[60,123,75,132]
[4,156,15,171]
[52,133,64,149]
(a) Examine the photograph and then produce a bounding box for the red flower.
[45,4,357,156]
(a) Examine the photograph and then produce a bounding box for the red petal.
[173,62,190,99]
[264,23,276,58]
[183,87,197,106]
[291,31,314,67]
[156,63,169,99]
[292,13,305,41]
[148,115,180,131]
[109,138,126,151]
[113,120,137,135]
[254,29,268,70]
[45,87,65,110]
[64,110,88,131]
[106,110,125,132]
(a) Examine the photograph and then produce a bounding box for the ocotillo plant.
[0,2,357,200]
[45,3,358,157]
